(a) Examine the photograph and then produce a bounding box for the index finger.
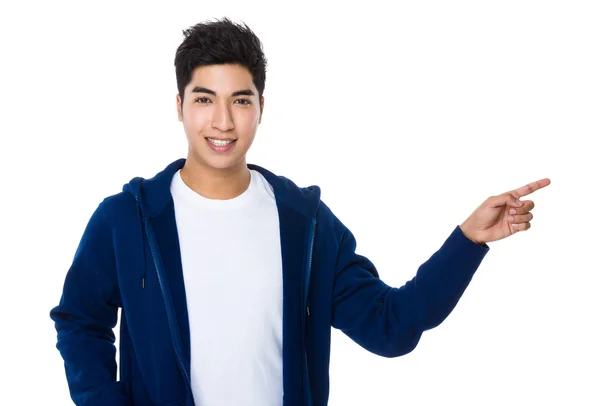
[511,178,551,198]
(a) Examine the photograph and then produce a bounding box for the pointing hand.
[459,178,551,245]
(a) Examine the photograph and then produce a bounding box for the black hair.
[174,17,267,107]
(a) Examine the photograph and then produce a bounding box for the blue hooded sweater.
[50,158,490,406]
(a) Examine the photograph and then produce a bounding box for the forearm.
[51,301,128,405]
[406,225,489,331]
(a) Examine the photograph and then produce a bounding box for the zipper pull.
[142,277,145,289]
[306,306,310,316]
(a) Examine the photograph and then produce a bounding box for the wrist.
[459,223,484,246]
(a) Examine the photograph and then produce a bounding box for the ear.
[176,93,183,122]
[259,96,264,124]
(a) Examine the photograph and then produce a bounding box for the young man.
[50,18,550,406]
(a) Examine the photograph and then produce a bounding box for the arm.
[50,201,129,405]
[331,215,489,358]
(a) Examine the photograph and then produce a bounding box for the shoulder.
[96,190,139,227]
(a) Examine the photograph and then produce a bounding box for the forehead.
[187,64,255,92]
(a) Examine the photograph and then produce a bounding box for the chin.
[190,150,247,171]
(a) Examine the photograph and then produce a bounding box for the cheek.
[183,109,210,133]
[239,111,261,132]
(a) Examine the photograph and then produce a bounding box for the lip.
[206,138,236,152]
[206,137,237,141]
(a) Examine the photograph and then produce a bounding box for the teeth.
[207,138,234,147]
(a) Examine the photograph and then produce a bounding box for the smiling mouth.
[206,137,237,146]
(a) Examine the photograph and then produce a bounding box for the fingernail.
[509,209,517,214]
[517,199,523,206]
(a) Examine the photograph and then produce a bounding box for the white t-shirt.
[170,168,283,406]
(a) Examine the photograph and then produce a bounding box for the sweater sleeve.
[50,201,130,405]
[330,215,489,358]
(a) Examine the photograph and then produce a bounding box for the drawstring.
[134,188,148,289]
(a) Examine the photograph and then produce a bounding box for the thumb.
[489,193,523,208]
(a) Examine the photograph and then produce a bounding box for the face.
[176,63,264,173]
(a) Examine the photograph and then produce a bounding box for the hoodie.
[50,158,490,406]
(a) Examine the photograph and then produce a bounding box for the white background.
[1,1,598,405]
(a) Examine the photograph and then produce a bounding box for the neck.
[180,156,251,200]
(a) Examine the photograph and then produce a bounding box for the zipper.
[303,216,316,406]
[141,210,196,406]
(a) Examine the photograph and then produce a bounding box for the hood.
[122,158,322,220]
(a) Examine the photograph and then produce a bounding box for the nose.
[211,100,235,132]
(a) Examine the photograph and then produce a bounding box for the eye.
[194,97,211,104]
[235,99,251,105]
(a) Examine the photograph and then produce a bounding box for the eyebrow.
[191,86,255,97]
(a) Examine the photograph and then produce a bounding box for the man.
[50,17,550,406]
